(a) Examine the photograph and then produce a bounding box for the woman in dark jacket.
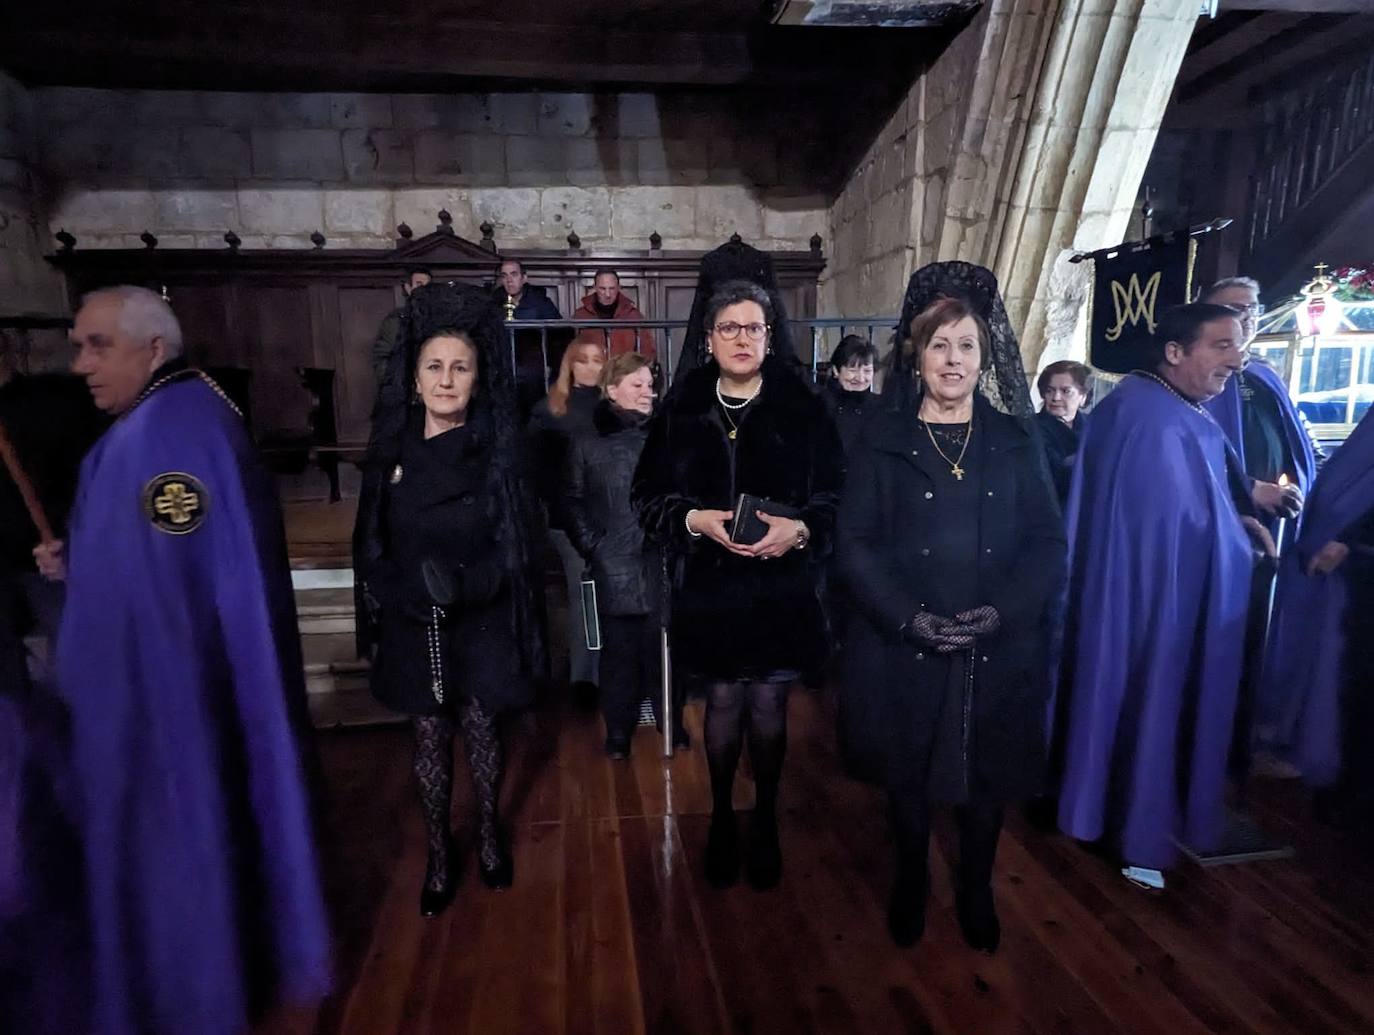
[1034,360,1090,509]
[529,340,606,699]
[354,284,547,917]
[633,279,844,891]
[566,352,682,758]
[837,286,1065,953]
[824,334,880,455]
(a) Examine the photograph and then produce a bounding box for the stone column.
[826,0,1197,376]
[0,73,64,319]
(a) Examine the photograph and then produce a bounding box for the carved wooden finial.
[567,230,581,250]
[480,221,496,251]
[729,232,743,245]
[224,230,241,251]
[140,231,158,250]
[397,222,413,240]
[55,229,76,252]
[809,232,823,255]
[437,209,454,235]
[310,230,326,249]
[649,230,662,251]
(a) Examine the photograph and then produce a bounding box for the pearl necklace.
[716,377,762,410]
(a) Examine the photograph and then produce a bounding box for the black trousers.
[599,615,662,736]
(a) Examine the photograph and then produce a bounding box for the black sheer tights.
[704,681,790,822]
[412,698,503,892]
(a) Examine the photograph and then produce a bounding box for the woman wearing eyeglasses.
[633,279,843,890]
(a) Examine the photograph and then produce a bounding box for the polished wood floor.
[256,688,1374,1035]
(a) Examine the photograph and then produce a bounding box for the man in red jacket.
[571,271,655,360]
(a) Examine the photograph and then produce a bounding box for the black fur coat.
[631,360,843,680]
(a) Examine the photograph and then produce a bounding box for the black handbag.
[729,493,801,546]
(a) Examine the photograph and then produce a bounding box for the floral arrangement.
[1330,266,1374,301]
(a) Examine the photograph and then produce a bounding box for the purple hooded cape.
[1204,358,1316,494]
[1056,375,1253,868]
[56,371,330,1035]
[1259,409,1374,785]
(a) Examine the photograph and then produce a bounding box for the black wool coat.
[528,385,600,531]
[632,360,844,680]
[354,419,536,716]
[836,395,1066,799]
[565,401,662,618]
[1034,408,1085,510]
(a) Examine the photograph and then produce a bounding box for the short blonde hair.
[600,351,653,396]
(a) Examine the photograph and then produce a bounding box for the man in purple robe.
[31,286,330,1035]
[1056,303,1272,880]
[1201,277,1319,775]
[1260,409,1374,817]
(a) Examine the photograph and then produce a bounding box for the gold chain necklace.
[922,413,973,481]
[716,377,761,441]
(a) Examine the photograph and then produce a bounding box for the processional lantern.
[1296,263,1345,338]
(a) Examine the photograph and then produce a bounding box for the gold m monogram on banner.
[1104,271,1162,342]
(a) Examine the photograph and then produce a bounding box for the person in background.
[1055,303,1275,890]
[633,279,843,891]
[496,258,568,414]
[354,284,546,917]
[529,341,606,702]
[1260,407,1374,828]
[825,334,880,455]
[1200,276,1313,780]
[371,266,432,382]
[837,291,1064,953]
[565,352,684,758]
[1034,360,1091,509]
[571,271,655,361]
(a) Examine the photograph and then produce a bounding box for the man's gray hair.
[82,285,185,359]
[1202,276,1261,301]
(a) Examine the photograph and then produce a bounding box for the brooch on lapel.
[143,472,209,535]
[390,464,404,485]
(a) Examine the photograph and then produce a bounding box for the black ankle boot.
[886,865,929,947]
[420,853,456,917]
[745,812,782,890]
[478,834,514,890]
[956,883,1001,953]
[704,811,740,888]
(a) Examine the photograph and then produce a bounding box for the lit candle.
[1275,473,1290,557]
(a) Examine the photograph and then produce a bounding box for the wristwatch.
[795,519,810,550]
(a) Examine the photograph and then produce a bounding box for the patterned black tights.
[412,698,503,892]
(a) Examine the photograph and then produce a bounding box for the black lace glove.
[953,605,1001,636]
[902,611,958,648]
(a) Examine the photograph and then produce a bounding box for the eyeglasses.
[1228,302,1265,316]
[712,321,769,342]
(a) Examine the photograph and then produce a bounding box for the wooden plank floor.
[256,689,1374,1035]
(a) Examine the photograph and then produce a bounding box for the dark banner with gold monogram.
[1088,235,1196,374]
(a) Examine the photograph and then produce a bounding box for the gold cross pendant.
[727,429,737,440]
[951,465,965,481]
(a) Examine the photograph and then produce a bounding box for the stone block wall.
[0,73,64,317]
[36,87,827,255]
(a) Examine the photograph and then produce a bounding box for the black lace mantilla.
[891,261,1033,418]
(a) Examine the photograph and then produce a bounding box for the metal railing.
[504,316,898,386]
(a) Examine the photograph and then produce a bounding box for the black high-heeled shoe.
[955,883,1001,953]
[886,865,930,947]
[704,811,740,888]
[478,839,514,890]
[745,813,782,891]
[420,859,456,917]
